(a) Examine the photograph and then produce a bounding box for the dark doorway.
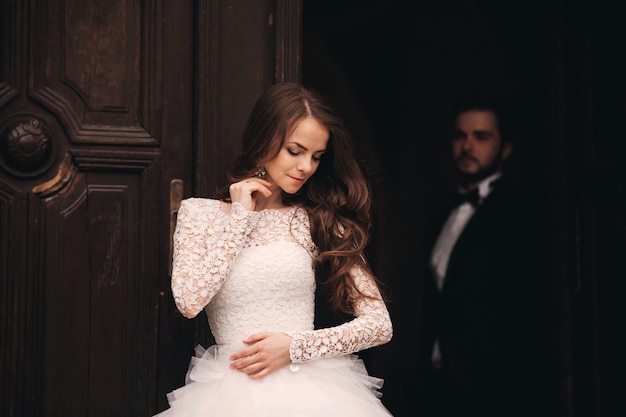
[302,1,626,417]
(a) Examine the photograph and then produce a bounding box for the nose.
[462,137,474,151]
[297,157,313,173]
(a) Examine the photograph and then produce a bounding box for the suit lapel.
[440,185,506,293]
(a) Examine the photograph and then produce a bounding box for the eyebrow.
[473,130,495,136]
[453,129,495,137]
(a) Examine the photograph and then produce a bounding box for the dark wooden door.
[0,0,300,415]
[0,1,194,415]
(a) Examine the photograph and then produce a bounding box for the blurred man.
[408,93,552,417]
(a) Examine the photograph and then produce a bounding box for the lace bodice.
[171,198,392,363]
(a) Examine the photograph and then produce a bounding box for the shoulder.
[178,198,226,222]
[180,197,220,212]
[479,176,522,209]
[175,198,229,239]
[292,205,310,222]
[289,206,318,255]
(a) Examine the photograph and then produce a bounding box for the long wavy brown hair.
[214,82,384,315]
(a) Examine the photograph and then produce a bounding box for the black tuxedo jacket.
[419,177,542,396]
[403,177,553,417]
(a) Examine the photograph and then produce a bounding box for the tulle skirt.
[155,344,393,417]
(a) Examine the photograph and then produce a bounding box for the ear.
[501,141,513,160]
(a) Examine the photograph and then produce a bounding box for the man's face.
[451,110,512,184]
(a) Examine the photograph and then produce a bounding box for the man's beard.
[455,153,504,183]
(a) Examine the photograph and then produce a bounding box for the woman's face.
[263,116,329,195]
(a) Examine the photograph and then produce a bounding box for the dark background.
[302,1,625,416]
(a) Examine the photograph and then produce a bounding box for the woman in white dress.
[156,82,393,416]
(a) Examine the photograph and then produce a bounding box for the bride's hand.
[229,332,293,379]
[229,178,272,211]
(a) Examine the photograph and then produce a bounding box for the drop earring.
[254,166,266,178]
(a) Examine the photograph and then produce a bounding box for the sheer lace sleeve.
[171,199,259,318]
[289,265,393,363]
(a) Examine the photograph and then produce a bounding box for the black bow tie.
[452,188,481,207]
[451,177,504,208]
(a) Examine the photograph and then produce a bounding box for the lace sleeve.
[171,200,258,318]
[289,265,393,363]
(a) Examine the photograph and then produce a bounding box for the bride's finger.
[244,181,256,193]
[243,362,266,376]
[245,178,272,187]
[238,179,272,197]
[230,354,262,373]
[227,178,273,211]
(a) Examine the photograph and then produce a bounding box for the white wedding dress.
[155,198,393,417]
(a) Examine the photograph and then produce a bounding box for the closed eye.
[474,131,493,141]
[452,129,466,140]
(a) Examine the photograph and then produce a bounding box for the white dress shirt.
[429,172,502,366]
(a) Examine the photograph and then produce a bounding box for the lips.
[458,155,478,165]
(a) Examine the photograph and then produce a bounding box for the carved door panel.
[1,0,301,415]
[0,1,194,415]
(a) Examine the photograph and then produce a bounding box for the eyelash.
[287,148,321,161]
